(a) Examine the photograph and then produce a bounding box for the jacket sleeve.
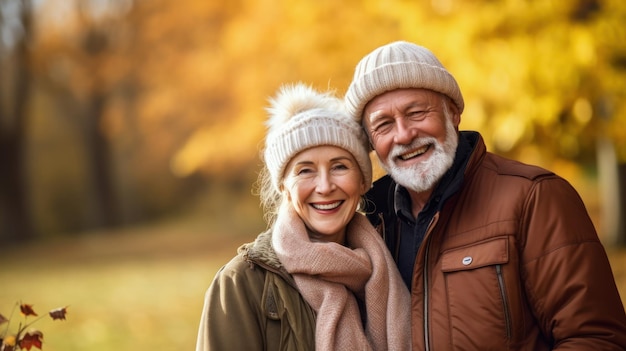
[521,175,626,350]
[195,255,267,351]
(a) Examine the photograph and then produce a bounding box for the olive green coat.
[196,230,316,351]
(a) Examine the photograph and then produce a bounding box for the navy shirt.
[392,132,475,289]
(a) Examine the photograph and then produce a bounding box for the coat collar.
[239,229,283,270]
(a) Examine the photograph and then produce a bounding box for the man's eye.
[372,120,393,132]
[407,110,426,119]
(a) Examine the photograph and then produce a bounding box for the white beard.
[380,117,458,193]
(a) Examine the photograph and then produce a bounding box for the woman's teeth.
[312,201,342,210]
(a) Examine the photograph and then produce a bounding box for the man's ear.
[453,109,461,128]
[444,96,461,128]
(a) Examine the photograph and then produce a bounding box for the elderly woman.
[195,83,411,351]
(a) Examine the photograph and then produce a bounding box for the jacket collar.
[239,230,283,270]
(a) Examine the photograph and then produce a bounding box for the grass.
[0,187,265,351]
[1,199,625,350]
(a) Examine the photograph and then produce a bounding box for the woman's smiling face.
[282,145,366,244]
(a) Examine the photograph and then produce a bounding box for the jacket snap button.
[462,256,473,266]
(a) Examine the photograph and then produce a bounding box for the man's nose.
[393,118,416,145]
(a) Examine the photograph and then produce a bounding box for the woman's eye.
[331,163,349,171]
[297,168,313,175]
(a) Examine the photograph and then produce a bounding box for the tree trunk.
[0,0,34,242]
[597,137,625,247]
[85,89,120,229]
[617,163,626,247]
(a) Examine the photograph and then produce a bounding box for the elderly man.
[345,41,626,350]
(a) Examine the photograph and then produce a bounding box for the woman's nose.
[315,172,335,194]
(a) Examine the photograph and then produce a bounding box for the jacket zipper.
[495,264,512,340]
[423,238,432,351]
[422,215,438,351]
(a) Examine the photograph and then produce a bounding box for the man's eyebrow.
[367,110,385,124]
[367,100,432,124]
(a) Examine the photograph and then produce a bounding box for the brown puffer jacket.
[367,131,626,350]
[195,230,316,351]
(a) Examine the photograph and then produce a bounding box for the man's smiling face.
[363,88,460,194]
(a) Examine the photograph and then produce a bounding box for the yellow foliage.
[28,0,626,178]
[171,112,264,177]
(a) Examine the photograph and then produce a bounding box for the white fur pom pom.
[265,83,342,131]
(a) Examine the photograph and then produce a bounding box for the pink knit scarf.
[272,206,412,351]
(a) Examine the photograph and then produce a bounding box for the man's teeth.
[313,201,342,210]
[400,145,428,160]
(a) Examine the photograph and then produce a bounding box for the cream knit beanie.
[264,83,372,192]
[345,41,464,122]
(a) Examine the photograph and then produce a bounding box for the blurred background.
[0,0,624,350]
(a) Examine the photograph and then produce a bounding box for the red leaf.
[0,313,9,325]
[19,330,43,351]
[19,304,37,317]
[48,306,68,321]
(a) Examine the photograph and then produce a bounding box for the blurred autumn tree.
[0,0,624,244]
[0,0,35,241]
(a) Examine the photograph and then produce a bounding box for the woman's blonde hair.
[253,163,283,227]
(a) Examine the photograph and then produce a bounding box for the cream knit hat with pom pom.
[264,83,372,192]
